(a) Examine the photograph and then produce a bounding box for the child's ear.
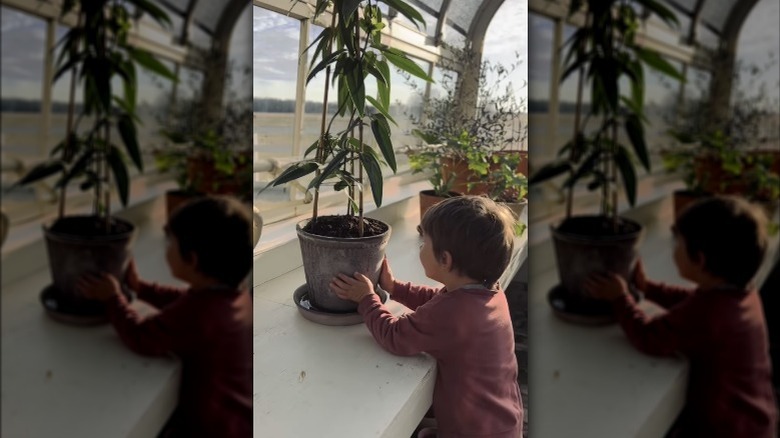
[440,251,453,270]
[185,252,199,270]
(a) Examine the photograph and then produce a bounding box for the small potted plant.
[262,0,431,314]
[406,130,460,219]
[486,153,529,221]
[528,0,683,323]
[15,0,176,323]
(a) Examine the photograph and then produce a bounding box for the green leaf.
[341,0,362,19]
[528,160,573,185]
[383,50,432,82]
[360,150,384,206]
[108,145,130,206]
[365,95,396,125]
[307,50,343,85]
[55,148,94,189]
[126,0,172,28]
[565,150,601,188]
[625,115,650,172]
[128,48,177,81]
[634,0,678,28]
[380,0,426,30]
[117,114,143,171]
[304,138,322,157]
[267,161,319,187]
[636,48,685,82]
[309,150,349,190]
[345,63,365,116]
[121,60,137,112]
[305,27,331,62]
[371,115,396,172]
[615,146,638,206]
[14,160,65,187]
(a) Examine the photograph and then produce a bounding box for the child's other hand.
[379,258,395,294]
[584,272,628,301]
[77,273,122,302]
[632,259,649,291]
[330,272,375,303]
[125,259,141,291]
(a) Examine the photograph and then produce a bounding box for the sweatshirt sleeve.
[134,280,188,309]
[612,292,704,357]
[389,280,441,311]
[357,293,455,357]
[642,280,696,309]
[106,292,196,357]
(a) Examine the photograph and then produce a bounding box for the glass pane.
[253,6,300,158]
[484,0,527,150]
[735,0,780,145]
[448,1,480,35]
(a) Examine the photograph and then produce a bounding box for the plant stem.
[568,12,589,219]
[359,122,364,237]
[59,12,83,220]
[312,11,338,223]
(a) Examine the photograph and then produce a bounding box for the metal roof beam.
[434,0,452,46]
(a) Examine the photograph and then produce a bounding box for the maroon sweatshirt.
[613,281,777,437]
[358,281,523,438]
[107,281,252,438]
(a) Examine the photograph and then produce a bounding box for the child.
[78,195,253,438]
[584,195,777,438]
[330,195,523,437]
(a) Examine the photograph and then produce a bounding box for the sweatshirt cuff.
[357,292,383,315]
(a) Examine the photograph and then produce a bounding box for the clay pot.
[440,151,528,196]
[419,190,461,220]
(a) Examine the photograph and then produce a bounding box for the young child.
[584,195,777,438]
[78,195,253,438]
[330,195,523,437]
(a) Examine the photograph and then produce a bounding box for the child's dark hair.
[675,195,768,288]
[420,195,515,286]
[166,195,253,288]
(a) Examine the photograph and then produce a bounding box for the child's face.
[419,234,444,283]
[164,229,192,283]
[672,229,700,283]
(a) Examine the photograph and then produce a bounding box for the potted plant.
[663,130,780,218]
[15,0,176,323]
[486,152,529,221]
[529,0,683,322]
[406,46,528,196]
[155,64,254,217]
[405,130,461,219]
[263,0,431,313]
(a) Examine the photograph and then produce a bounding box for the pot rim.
[42,215,137,243]
[296,216,391,243]
[550,215,643,243]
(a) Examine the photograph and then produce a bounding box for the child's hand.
[77,273,122,302]
[584,272,629,301]
[125,259,142,291]
[632,259,649,291]
[379,258,395,294]
[330,272,375,303]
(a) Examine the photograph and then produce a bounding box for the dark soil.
[556,215,641,236]
[49,216,134,236]
[303,215,388,238]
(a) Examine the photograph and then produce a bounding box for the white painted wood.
[254,193,528,437]
[1,199,182,438]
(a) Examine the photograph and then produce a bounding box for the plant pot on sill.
[441,151,529,196]
[186,152,252,199]
[296,216,391,313]
[548,215,643,324]
[419,190,461,220]
[40,216,136,324]
[500,198,528,222]
[165,189,204,219]
[673,189,711,219]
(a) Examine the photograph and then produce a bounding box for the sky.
[0,3,252,104]
[0,0,777,110]
[253,0,528,105]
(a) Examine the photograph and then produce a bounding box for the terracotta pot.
[673,190,710,219]
[440,151,528,197]
[186,149,252,198]
[693,150,779,201]
[419,190,461,220]
[165,190,202,219]
[296,216,391,313]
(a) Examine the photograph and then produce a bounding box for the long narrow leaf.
[307,50,343,85]
[309,150,349,190]
[625,114,650,172]
[14,160,65,187]
[268,161,319,187]
[128,48,177,81]
[528,160,572,185]
[636,48,685,81]
[383,50,432,82]
[371,115,396,172]
[381,0,426,30]
[360,150,384,206]
[108,146,131,206]
[615,146,638,206]
[117,114,143,171]
[365,95,396,125]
